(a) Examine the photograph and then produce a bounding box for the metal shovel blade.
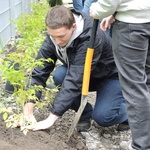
[67,95,87,141]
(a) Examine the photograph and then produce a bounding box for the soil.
[0,85,87,150]
[0,42,131,150]
[0,91,132,150]
[0,108,86,150]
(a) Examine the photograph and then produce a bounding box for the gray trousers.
[112,21,150,150]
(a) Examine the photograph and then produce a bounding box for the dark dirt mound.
[0,109,87,150]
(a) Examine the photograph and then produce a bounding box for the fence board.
[0,0,38,50]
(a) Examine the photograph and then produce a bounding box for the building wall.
[0,0,38,50]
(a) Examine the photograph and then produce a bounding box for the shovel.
[68,19,99,141]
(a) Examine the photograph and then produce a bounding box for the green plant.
[0,0,57,135]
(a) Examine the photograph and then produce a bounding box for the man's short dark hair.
[45,5,75,29]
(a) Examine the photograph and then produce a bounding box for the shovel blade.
[67,95,88,141]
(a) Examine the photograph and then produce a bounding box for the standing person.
[21,5,129,132]
[73,0,112,36]
[90,0,150,149]
[73,0,97,14]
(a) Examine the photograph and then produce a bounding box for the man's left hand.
[27,113,59,131]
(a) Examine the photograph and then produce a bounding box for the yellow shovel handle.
[82,48,94,95]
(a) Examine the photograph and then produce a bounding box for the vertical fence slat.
[0,0,38,50]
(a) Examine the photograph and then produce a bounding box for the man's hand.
[23,102,34,116]
[27,113,59,131]
[19,114,37,126]
[100,15,115,32]
[13,102,36,127]
[21,102,36,124]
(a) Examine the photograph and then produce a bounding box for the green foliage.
[12,1,49,57]
[0,0,57,134]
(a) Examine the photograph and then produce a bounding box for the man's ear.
[72,23,76,30]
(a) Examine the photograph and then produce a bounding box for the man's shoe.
[117,120,130,131]
[120,140,135,150]
[76,119,91,132]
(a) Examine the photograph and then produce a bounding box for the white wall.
[0,0,38,50]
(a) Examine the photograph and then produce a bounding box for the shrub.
[0,0,57,135]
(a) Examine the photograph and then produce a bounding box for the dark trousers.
[112,21,150,149]
[53,65,127,126]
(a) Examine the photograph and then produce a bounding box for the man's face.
[47,23,76,47]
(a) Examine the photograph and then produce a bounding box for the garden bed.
[0,88,131,150]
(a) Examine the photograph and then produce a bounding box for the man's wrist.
[49,112,59,119]
[24,102,34,115]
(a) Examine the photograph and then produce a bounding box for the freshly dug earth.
[0,108,86,150]
[0,92,131,150]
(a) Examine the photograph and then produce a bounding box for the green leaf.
[3,112,8,120]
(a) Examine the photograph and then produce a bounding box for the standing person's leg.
[72,0,83,11]
[146,42,150,90]
[112,21,150,149]
[92,78,127,127]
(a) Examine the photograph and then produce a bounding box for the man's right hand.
[21,102,37,124]
[14,102,37,127]
[23,102,34,117]
[19,113,37,126]
[100,15,115,32]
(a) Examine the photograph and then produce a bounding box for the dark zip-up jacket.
[31,10,118,116]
